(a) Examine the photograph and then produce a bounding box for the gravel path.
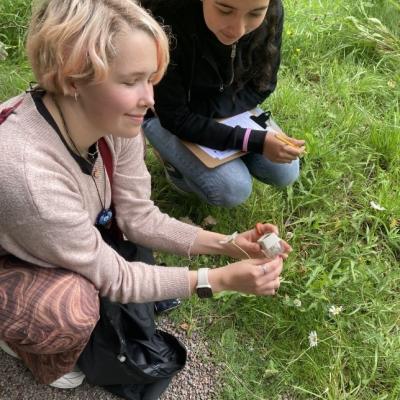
[0,317,222,400]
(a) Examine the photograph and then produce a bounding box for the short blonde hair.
[27,0,169,94]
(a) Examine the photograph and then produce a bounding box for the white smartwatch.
[196,268,213,298]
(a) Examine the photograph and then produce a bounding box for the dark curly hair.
[140,0,282,92]
[235,0,282,91]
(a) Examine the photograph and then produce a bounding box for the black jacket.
[149,0,284,153]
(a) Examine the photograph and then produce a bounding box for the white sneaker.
[0,339,84,389]
[49,366,85,389]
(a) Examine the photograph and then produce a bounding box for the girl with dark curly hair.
[142,0,306,207]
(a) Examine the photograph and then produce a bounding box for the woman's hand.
[263,130,305,163]
[209,257,283,296]
[190,224,291,260]
[228,223,292,260]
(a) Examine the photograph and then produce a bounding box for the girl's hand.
[263,130,305,163]
[230,223,292,260]
[209,257,283,296]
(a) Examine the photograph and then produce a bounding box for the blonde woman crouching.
[0,0,290,393]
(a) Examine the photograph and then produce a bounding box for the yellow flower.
[390,218,399,229]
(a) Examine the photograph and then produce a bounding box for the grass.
[1,0,399,399]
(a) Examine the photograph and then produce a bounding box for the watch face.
[197,286,213,298]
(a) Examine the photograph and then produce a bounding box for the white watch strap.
[197,268,210,287]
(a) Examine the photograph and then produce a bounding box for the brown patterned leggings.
[0,255,100,384]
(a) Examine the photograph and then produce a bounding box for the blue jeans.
[143,118,300,207]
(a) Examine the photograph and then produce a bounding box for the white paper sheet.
[197,108,279,160]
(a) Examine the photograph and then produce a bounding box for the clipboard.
[181,109,282,169]
[181,140,244,168]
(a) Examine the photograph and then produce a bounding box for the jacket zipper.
[220,42,237,92]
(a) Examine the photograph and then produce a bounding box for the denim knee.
[143,118,253,206]
[273,160,300,187]
[254,158,300,188]
[203,178,252,207]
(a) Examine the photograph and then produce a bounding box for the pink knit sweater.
[0,93,201,303]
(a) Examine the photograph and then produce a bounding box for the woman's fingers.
[260,276,280,292]
[291,138,306,147]
[281,240,292,251]
[254,264,282,295]
[276,139,306,162]
[256,258,282,279]
[280,240,292,258]
[284,145,302,156]
[220,258,284,297]
[257,223,279,236]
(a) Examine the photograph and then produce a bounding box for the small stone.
[179,322,190,331]
[201,215,217,228]
[157,316,223,400]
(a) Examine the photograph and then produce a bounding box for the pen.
[275,133,307,154]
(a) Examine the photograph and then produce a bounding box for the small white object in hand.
[370,201,385,211]
[328,305,343,317]
[308,330,318,348]
[257,232,283,258]
[219,232,238,244]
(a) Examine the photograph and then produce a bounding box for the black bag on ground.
[78,226,187,400]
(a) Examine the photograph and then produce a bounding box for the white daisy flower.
[308,330,318,348]
[286,231,294,240]
[0,41,8,61]
[293,299,302,308]
[370,201,385,211]
[328,305,343,317]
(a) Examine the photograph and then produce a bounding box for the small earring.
[74,92,79,102]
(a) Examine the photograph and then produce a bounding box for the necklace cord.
[52,95,107,211]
